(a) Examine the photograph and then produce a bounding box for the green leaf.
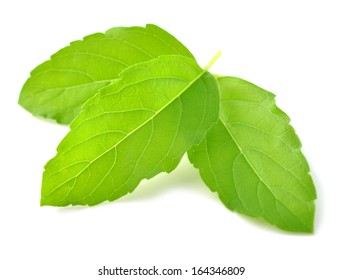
[41,55,219,206]
[188,77,316,232]
[18,24,194,124]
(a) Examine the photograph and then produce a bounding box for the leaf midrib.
[45,64,208,198]
[22,79,114,103]
[220,117,310,229]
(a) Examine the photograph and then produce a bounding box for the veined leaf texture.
[188,77,316,232]
[41,56,219,206]
[19,24,194,124]
[19,24,316,232]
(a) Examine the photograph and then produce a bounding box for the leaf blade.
[188,77,316,232]
[41,56,219,206]
[19,24,194,124]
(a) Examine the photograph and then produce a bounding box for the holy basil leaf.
[188,77,316,232]
[18,24,194,124]
[41,55,219,206]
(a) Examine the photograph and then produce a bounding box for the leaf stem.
[204,50,222,71]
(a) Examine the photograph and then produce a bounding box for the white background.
[1,0,342,279]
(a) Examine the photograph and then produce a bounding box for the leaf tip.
[40,197,48,207]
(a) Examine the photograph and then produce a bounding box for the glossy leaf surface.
[42,56,219,206]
